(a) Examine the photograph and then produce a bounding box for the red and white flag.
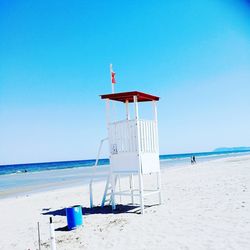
[111,71,116,84]
[110,64,116,93]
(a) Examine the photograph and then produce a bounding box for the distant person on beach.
[191,155,196,165]
[192,155,196,164]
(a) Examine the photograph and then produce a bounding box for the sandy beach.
[0,154,250,250]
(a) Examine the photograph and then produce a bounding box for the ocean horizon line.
[1,148,250,168]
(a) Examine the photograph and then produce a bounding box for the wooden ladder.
[101,175,119,207]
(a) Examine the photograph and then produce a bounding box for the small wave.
[15,170,28,174]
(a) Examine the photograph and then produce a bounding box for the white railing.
[89,137,108,208]
[108,119,158,154]
[138,120,158,153]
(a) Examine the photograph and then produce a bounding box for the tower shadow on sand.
[41,204,149,217]
[41,204,157,231]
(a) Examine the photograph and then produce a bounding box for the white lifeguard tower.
[89,91,162,214]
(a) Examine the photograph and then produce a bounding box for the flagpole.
[110,63,115,94]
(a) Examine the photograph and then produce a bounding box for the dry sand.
[0,155,250,250]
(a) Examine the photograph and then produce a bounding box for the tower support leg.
[111,173,116,210]
[138,171,144,214]
[129,174,135,204]
[157,172,162,204]
[89,181,93,208]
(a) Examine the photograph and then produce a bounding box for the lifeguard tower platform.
[89,91,161,214]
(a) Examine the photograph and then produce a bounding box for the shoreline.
[1,150,249,175]
[1,152,250,200]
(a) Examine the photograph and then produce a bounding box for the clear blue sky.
[1,0,250,164]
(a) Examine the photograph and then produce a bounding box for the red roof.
[100,91,160,103]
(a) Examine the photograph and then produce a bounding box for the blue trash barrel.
[66,206,83,230]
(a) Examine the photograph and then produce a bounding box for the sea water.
[0,150,249,198]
